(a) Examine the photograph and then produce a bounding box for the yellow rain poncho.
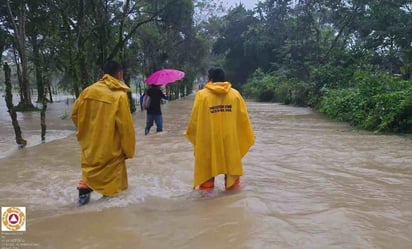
[71,74,135,196]
[185,82,255,189]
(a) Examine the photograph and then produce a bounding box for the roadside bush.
[245,65,412,133]
[310,64,355,89]
[319,88,369,126]
[291,81,310,106]
[319,69,412,132]
[354,70,411,95]
[365,90,412,132]
[243,70,312,106]
[243,75,278,102]
[243,70,285,102]
[308,64,356,107]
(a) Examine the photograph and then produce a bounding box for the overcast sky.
[223,0,260,9]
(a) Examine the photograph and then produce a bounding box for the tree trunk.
[12,47,24,104]
[35,65,44,103]
[70,58,80,98]
[32,38,45,103]
[122,66,136,113]
[40,78,48,142]
[19,42,33,108]
[3,62,27,147]
[47,79,53,103]
[80,57,89,90]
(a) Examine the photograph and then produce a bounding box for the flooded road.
[0,95,411,249]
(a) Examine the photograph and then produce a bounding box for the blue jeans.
[145,114,163,135]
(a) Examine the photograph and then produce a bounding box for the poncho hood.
[101,74,131,92]
[205,81,232,94]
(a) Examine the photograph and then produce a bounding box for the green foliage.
[242,70,278,102]
[243,69,312,106]
[319,88,367,125]
[207,0,412,134]
[1,0,205,101]
[365,90,412,132]
[319,70,412,132]
[212,5,259,86]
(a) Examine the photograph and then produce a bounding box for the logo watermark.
[1,207,26,232]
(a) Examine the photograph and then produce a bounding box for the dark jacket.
[146,86,168,115]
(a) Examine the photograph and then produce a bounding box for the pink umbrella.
[144,69,185,85]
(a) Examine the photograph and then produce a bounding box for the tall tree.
[212,5,258,87]
[3,62,27,147]
[5,0,34,109]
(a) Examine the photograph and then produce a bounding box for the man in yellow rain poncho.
[71,61,135,206]
[185,67,255,192]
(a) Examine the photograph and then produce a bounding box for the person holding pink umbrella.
[144,84,168,135]
[144,69,184,135]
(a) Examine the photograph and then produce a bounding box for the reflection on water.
[0,95,411,249]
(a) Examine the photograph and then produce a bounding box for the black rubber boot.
[78,187,93,206]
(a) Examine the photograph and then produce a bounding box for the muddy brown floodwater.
[0,94,411,249]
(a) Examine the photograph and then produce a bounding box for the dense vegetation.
[211,1,412,133]
[1,0,411,133]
